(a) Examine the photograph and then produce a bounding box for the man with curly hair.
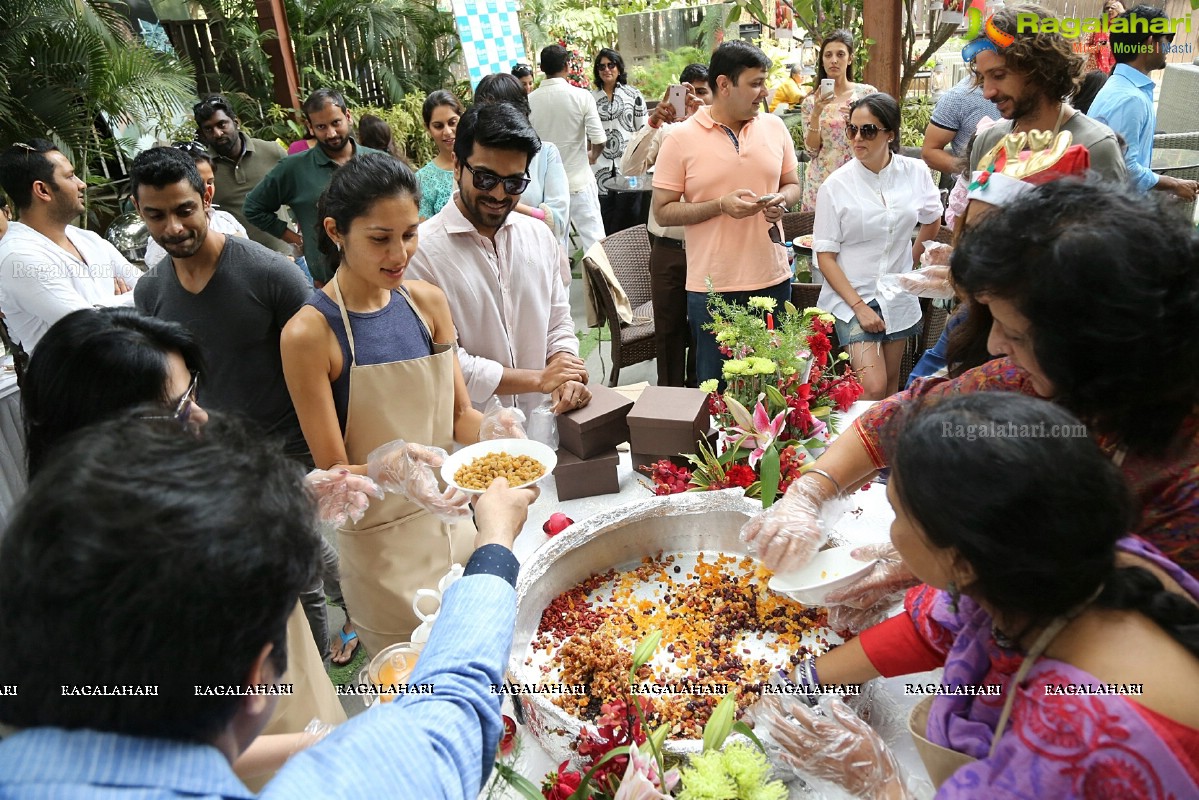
[965,3,1127,182]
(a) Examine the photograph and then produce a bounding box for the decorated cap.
[966,130,1091,207]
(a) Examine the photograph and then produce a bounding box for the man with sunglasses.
[0,140,140,354]
[407,103,591,418]
[193,95,293,257]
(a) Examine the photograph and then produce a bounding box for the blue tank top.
[306,288,435,434]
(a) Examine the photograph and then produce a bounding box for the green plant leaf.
[764,384,787,411]
[493,762,544,799]
[760,446,781,509]
[631,629,663,675]
[649,722,672,753]
[702,691,736,752]
[731,720,767,752]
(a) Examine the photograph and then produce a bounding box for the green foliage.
[200,0,459,133]
[357,88,470,168]
[0,0,194,221]
[518,0,619,63]
[901,93,935,149]
[627,46,709,101]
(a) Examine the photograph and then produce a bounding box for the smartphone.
[757,193,780,205]
[820,78,835,99]
[666,84,688,119]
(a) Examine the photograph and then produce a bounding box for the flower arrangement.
[642,293,863,508]
[498,631,787,800]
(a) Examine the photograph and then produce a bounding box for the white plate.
[767,544,878,605]
[442,439,557,496]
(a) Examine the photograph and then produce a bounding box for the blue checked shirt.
[0,545,520,799]
[1088,63,1160,193]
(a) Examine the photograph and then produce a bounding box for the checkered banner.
[451,0,528,90]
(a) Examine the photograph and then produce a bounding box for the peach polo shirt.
[652,106,798,293]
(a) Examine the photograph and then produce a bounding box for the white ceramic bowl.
[442,438,557,496]
[767,544,878,606]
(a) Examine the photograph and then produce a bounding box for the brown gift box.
[554,447,620,500]
[627,386,711,457]
[632,429,718,475]
[557,383,634,459]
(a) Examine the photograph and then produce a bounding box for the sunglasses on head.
[462,161,531,195]
[846,123,889,141]
[173,141,207,156]
[193,95,230,114]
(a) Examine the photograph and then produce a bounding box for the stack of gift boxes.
[554,384,712,500]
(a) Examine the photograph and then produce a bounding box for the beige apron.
[247,599,347,791]
[908,611,1078,788]
[331,278,474,657]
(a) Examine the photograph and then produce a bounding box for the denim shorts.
[834,300,921,346]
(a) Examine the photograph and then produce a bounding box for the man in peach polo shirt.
[652,40,800,383]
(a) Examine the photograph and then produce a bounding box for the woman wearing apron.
[753,394,1199,798]
[282,153,522,657]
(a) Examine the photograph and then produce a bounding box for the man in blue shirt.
[0,414,536,798]
[1089,4,1198,200]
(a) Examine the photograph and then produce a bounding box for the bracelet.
[805,467,844,496]
[717,196,725,216]
[851,299,866,309]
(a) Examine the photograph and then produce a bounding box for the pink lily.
[725,395,788,469]
[611,742,679,800]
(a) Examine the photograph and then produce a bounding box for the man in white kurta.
[0,141,138,354]
[407,103,591,419]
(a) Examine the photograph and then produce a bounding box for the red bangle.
[648,116,662,130]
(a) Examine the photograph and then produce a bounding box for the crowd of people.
[0,1,1196,796]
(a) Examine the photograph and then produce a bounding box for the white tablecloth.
[0,364,26,529]
[492,402,936,799]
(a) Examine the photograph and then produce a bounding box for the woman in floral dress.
[799,30,876,212]
[591,48,647,234]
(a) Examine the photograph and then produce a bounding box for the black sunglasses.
[846,123,889,141]
[462,161,531,195]
[598,62,618,70]
[193,95,231,114]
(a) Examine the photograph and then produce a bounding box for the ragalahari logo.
[962,9,1015,61]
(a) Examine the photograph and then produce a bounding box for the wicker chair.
[898,299,950,388]
[583,225,656,386]
[781,210,815,242]
[1152,131,1199,221]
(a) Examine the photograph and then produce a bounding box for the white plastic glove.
[824,542,917,633]
[751,694,911,800]
[289,717,336,756]
[366,439,471,523]
[478,396,528,441]
[306,468,384,526]
[894,266,954,300]
[740,475,846,573]
[539,202,558,236]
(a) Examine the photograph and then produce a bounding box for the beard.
[158,225,208,260]
[459,188,514,231]
[317,135,349,156]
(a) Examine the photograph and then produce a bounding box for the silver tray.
[509,489,837,765]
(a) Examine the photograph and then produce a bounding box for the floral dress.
[415,161,455,220]
[591,83,647,195]
[799,83,877,212]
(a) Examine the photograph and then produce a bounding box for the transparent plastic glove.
[539,203,558,236]
[824,542,916,633]
[366,439,471,523]
[479,396,527,441]
[751,694,911,800]
[290,717,336,756]
[305,468,384,526]
[740,477,848,573]
[526,399,559,450]
[920,240,953,268]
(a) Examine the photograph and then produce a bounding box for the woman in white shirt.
[591,48,647,234]
[813,93,941,400]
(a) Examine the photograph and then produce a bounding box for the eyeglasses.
[166,371,200,425]
[846,123,889,141]
[193,95,231,114]
[173,141,208,157]
[462,161,531,195]
[598,62,618,71]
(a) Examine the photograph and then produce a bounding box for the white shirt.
[406,195,580,418]
[0,222,139,352]
[144,207,247,269]
[528,77,606,193]
[813,155,942,335]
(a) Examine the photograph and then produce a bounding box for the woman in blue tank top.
[281,154,523,656]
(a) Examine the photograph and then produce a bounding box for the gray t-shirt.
[970,111,1128,184]
[135,235,312,459]
[930,77,1001,157]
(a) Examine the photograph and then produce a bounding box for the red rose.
[726,464,756,488]
[542,760,583,799]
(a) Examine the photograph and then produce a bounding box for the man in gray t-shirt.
[922,76,1000,179]
[130,148,311,459]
